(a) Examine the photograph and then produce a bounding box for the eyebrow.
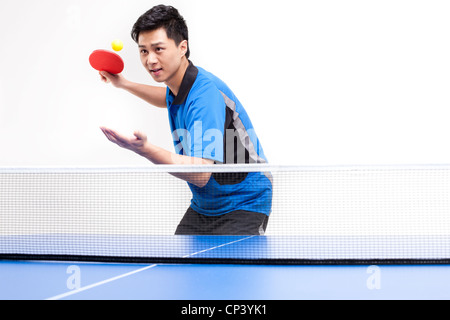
[138,41,166,48]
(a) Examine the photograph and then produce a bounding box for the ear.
[179,40,188,57]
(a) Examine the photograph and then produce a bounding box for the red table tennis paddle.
[89,49,124,74]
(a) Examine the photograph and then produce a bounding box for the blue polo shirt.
[166,62,272,216]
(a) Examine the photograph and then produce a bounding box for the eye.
[140,49,148,55]
[155,47,164,52]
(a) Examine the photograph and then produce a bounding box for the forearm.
[139,142,213,188]
[100,127,212,187]
[121,80,167,109]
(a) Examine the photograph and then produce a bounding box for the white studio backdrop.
[0,0,449,167]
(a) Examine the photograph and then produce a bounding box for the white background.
[0,0,449,167]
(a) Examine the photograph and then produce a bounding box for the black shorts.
[175,207,269,236]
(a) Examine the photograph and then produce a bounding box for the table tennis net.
[1,164,449,264]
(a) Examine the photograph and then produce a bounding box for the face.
[138,28,188,84]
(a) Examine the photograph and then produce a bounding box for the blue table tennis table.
[1,235,450,300]
[1,260,450,301]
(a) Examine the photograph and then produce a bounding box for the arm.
[100,71,167,109]
[100,127,213,188]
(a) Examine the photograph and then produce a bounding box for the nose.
[146,52,158,66]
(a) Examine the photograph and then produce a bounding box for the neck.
[165,58,190,96]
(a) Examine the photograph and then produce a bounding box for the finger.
[100,127,113,137]
[106,129,126,142]
[100,127,118,138]
[100,71,117,83]
[134,131,147,141]
[99,72,110,83]
[100,127,121,144]
[103,128,132,147]
[101,130,117,144]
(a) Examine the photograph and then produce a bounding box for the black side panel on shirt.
[212,106,249,185]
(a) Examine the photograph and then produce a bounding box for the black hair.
[131,5,190,58]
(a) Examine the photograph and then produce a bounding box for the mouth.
[150,68,163,75]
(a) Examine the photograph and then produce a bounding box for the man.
[99,5,272,235]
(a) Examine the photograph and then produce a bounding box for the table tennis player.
[99,5,272,236]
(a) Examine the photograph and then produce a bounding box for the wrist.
[134,140,153,157]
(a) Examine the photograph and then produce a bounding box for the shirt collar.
[171,61,199,105]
